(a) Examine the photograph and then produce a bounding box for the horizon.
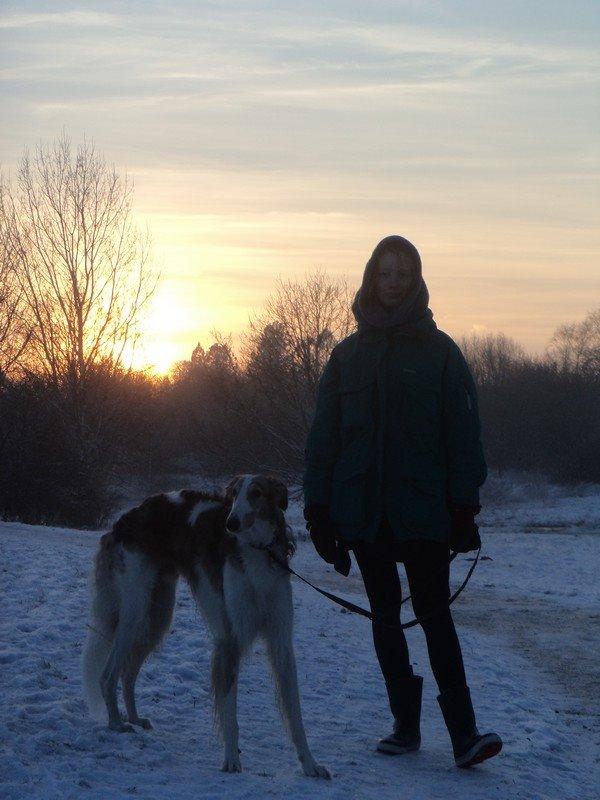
[130,271,589,378]
[2,1,598,373]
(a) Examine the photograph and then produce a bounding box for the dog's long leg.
[122,651,153,730]
[212,638,241,772]
[121,573,177,730]
[101,629,139,732]
[100,551,155,732]
[265,590,331,779]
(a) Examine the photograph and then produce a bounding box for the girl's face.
[375,250,415,308]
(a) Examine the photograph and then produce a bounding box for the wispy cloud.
[271,19,599,67]
[0,10,118,29]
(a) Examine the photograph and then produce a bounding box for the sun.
[126,285,205,375]
[135,339,183,376]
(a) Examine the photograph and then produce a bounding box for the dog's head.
[224,474,288,547]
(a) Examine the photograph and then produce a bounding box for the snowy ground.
[1,481,599,800]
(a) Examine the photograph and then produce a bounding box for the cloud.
[0,10,117,29]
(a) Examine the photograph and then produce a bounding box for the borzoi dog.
[83,474,330,778]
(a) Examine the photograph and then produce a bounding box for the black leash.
[268,546,480,631]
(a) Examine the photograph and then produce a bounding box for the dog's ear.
[268,477,288,511]
[224,475,242,502]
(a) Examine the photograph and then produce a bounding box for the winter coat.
[303,326,486,543]
[303,235,486,544]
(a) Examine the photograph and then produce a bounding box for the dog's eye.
[248,488,262,500]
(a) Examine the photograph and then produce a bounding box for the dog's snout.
[226,514,240,532]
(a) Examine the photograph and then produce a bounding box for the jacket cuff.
[445,482,481,511]
[303,504,330,524]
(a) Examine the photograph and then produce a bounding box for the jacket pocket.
[330,432,373,525]
[332,431,372,479]
[337,376,376,430]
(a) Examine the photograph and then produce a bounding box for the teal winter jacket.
[303,326,487,544]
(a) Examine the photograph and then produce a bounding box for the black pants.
[352,519,467,693]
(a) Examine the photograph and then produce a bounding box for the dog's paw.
[129,717,153,730]
[221,755,242,773]
[302,761,331,779]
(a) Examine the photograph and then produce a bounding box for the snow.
[1,482,599,800]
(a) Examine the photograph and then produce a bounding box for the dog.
[82,474,330,778]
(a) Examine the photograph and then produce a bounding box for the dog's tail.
[82,533,117,721]
[82,623,112,721]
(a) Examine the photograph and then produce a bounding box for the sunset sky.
[2,1,599,372]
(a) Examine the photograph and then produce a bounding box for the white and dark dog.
[82,474,329,778]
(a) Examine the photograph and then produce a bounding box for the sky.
[1,1,599,372]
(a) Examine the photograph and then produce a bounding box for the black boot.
[377,674,423,754]
[437,685,502,768]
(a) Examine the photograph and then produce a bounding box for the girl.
[303,235,502,768]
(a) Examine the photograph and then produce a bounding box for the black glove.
[448,505,482,553]
[303,505,351,576]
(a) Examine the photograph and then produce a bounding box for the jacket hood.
[352,234,437,335]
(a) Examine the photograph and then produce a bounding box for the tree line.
[1,136,598,528]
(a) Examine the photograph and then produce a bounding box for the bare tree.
[0,179,31,377]
[259,270,354,396]
[546,308,600,376]
[245,269,354,398]
[241,270,355,473]
[458,332,528,387]
[0,134,156,411]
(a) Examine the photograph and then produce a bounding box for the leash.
[267,546,480,631]
[86,538,478,644]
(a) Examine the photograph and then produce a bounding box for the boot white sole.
[455,733,502,768]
